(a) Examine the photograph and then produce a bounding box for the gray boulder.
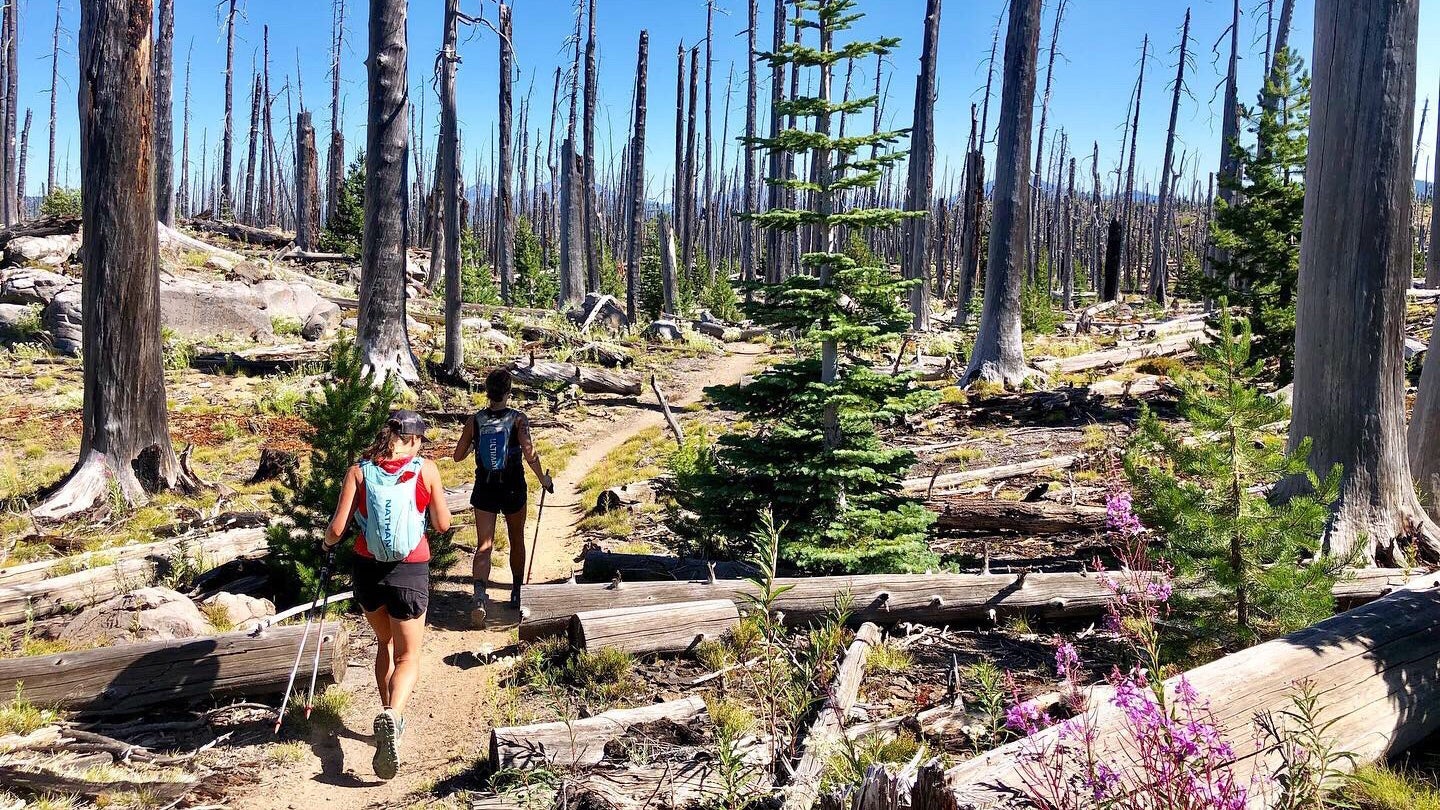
[1,267,74,306]
[5,234,80,268]
[201,591,275,632]
[160,276,274,342]
[647,319,683,342]
[204,253,238,273]
[580,292,628,333]
[0,303,38,339]
[60,587,215,645]
[42,288,83,355]
[695,320,727,340]
[250,279,326,322]
[302,300,343,341]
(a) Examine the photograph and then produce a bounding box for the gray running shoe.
[373,708,400,780]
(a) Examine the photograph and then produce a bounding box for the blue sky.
[17,0,1440,197]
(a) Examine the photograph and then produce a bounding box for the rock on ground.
[160,276,276,342]
[60,587,215,645]
[0,302,38,339]
[4,234,80,268]
[647,319,683,342]
[201,591,276,632]
[0,267,74,306]
[302,300,343,341]
[42,288,82,355]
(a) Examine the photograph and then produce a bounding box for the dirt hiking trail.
[235,346,763,810]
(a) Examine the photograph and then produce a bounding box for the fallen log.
[944,574,1440,809]
[901,455,1080,496]
[1037,331,1210,376]
[1075,300,1117,333]
[569,599,740,655]
[0,763,196,801]
[280,248,350,263]
[191,343,331,374]
[509,357,643,397]
[930,498,1107,535]
[157,222,245,264]
[183,216,293,248]
[519,570,1152,641]
[0,623,347,715]
[0,215,80,250]
[652,375,685,445]
[556,750,769,810]
[0,528,267,625]
[783,622,883,810]
[488,695,707,771]
[576,341,633,368]
[579,550,758,583]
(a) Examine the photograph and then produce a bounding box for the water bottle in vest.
[474,409,519,481]
[354,457,427,562]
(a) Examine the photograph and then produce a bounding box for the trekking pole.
[303,550,338,718]
[526,472,548,585]
[274,550,334,734]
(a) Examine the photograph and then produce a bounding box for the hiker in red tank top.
[323,410,451,782]
[351,456,433,563]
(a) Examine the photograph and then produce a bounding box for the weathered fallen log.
[0,528,267,625]
[944,574,1440,809]
[930,498,1108,535]
[576,341,633,368]
[555,751,769,810]
[579,550,758,582]
[191,343,331,374]
[280,248,351,263]
[651,375,685,446]
[569,599,740,655]
[183,216,294,248]
[1037,332,1209,376]
[488,696,707,771]
[0,623,347,715]
[519,570,1150,641]
[1075,300,1117,333]
[0,215,80,250]
[783,622,883,810]
[509,357,643,396]
[901,455,1080,496]
[0,762,196,801]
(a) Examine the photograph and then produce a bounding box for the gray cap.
[389,409,429,438]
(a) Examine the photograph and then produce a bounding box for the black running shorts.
[470,475,527,517]
[353,559,430,621]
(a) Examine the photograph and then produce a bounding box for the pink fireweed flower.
[1105,490,1146,537]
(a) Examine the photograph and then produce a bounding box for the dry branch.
[488,696,707,771]
[568,599,739,655]
[783,622,883,810]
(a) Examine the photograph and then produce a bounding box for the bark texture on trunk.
[46,0,60,196]
[35,0,188,521]
[961,0,1042,387]
[1411,322,1440,520]
[1283,0,1438,564]
[624,30,648,322]
[569,599,739,655]
[295,111,320,252]
[439,0,463,374]
[153,0,175,225]
[902,0,942,331]
[559,137,586,310]
[496,2,515,305]
[1147,10,1190,305]
[326,0,346,229]
[357,0,419,384]
[221,0,236,216]
[1429,69,1440,290]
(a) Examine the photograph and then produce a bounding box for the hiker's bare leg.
[385,615,426,714]
[472,511,498,592]
[364,607,394,707]
[505,509,527,586]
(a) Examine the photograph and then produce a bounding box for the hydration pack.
[475,409,520,479]
[353,457,426,562]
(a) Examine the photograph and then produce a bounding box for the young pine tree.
[671,0,937,574]
[320,153,366,258]
[1202,49,1309,381]
[511,216,559,309]
[1124,308,1339,652]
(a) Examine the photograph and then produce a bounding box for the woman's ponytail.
[360,421,399,462]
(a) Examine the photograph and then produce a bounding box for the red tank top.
[352,456,433,563]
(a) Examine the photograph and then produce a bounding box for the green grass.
[272,316,305,338]
[1347,765,1440,810]
[706,696,757,738]
[1081,424,1109,451]
[201,601,236,632]
[0,685,58,735]
[939,386,968,406]
[575,510,635,540]
[864,642,913,676]
[576,426,667,512]
[939,447,984,466]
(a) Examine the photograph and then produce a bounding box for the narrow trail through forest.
[237,346,764,810]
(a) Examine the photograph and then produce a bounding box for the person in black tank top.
[453,368,553,628]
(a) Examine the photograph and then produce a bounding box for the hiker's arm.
[517,414,552,491]
[323,466,360,550]
[423,460,452,533]
[453,416,474,462]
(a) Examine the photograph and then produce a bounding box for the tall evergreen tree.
[671,0,937,575]
[1202,48,1309,381]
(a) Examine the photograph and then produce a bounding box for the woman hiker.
[453,367,553,628]
[323,409,451,781]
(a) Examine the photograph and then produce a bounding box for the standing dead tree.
[901,0,942,331]
[1205,0,1243,288]
[5,2,18,222]
[624,30,648,322]
[295,111,320,252]
[358,0,419,384]
[220,0,237,217]
[764,0,786,283]
[179,42,191,215]
[1279,0,1440,565]
[154,0,175,225]
[962,0,1042,387]
[1119,35,1147,293]
[1147,8,1190,305]
[741,0,758,291]
[1028,0,1067,283]
[582,0,600,292]
[326,0,346,229]
[35,0,197,520]
[496,3,515,306]
[46,0,60,196]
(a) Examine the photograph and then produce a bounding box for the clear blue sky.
[17,0,1440,197]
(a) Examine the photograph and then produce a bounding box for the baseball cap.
[389,409,429,438]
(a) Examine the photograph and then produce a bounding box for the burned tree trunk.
[34,0,193,521]
[295,112,320,252]
[659,211,679,315]
[1102,216,1122,301]
[440,0,464,375]
[902,0,942,331]
[1120,36,1147,292]
[742,0,759,290]
[357,0,419,384]
[1205,0,1242,285]
[1430,68,1440,290]
[153,0,175,225]
[496,2,515,304]
[624,30,649,322]
[1279,0,1440,564]
[242,73,262,224]
[559,137,586,310]
[1147,9,1190,306]
[4,3,17,223]
[221,0,237,217]
[961,0,1042,388]
[582,0,601,292]
[46,0,60,196]
[1413,324,1440,520]
[764,0,787,283]
[326,0,346,229]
